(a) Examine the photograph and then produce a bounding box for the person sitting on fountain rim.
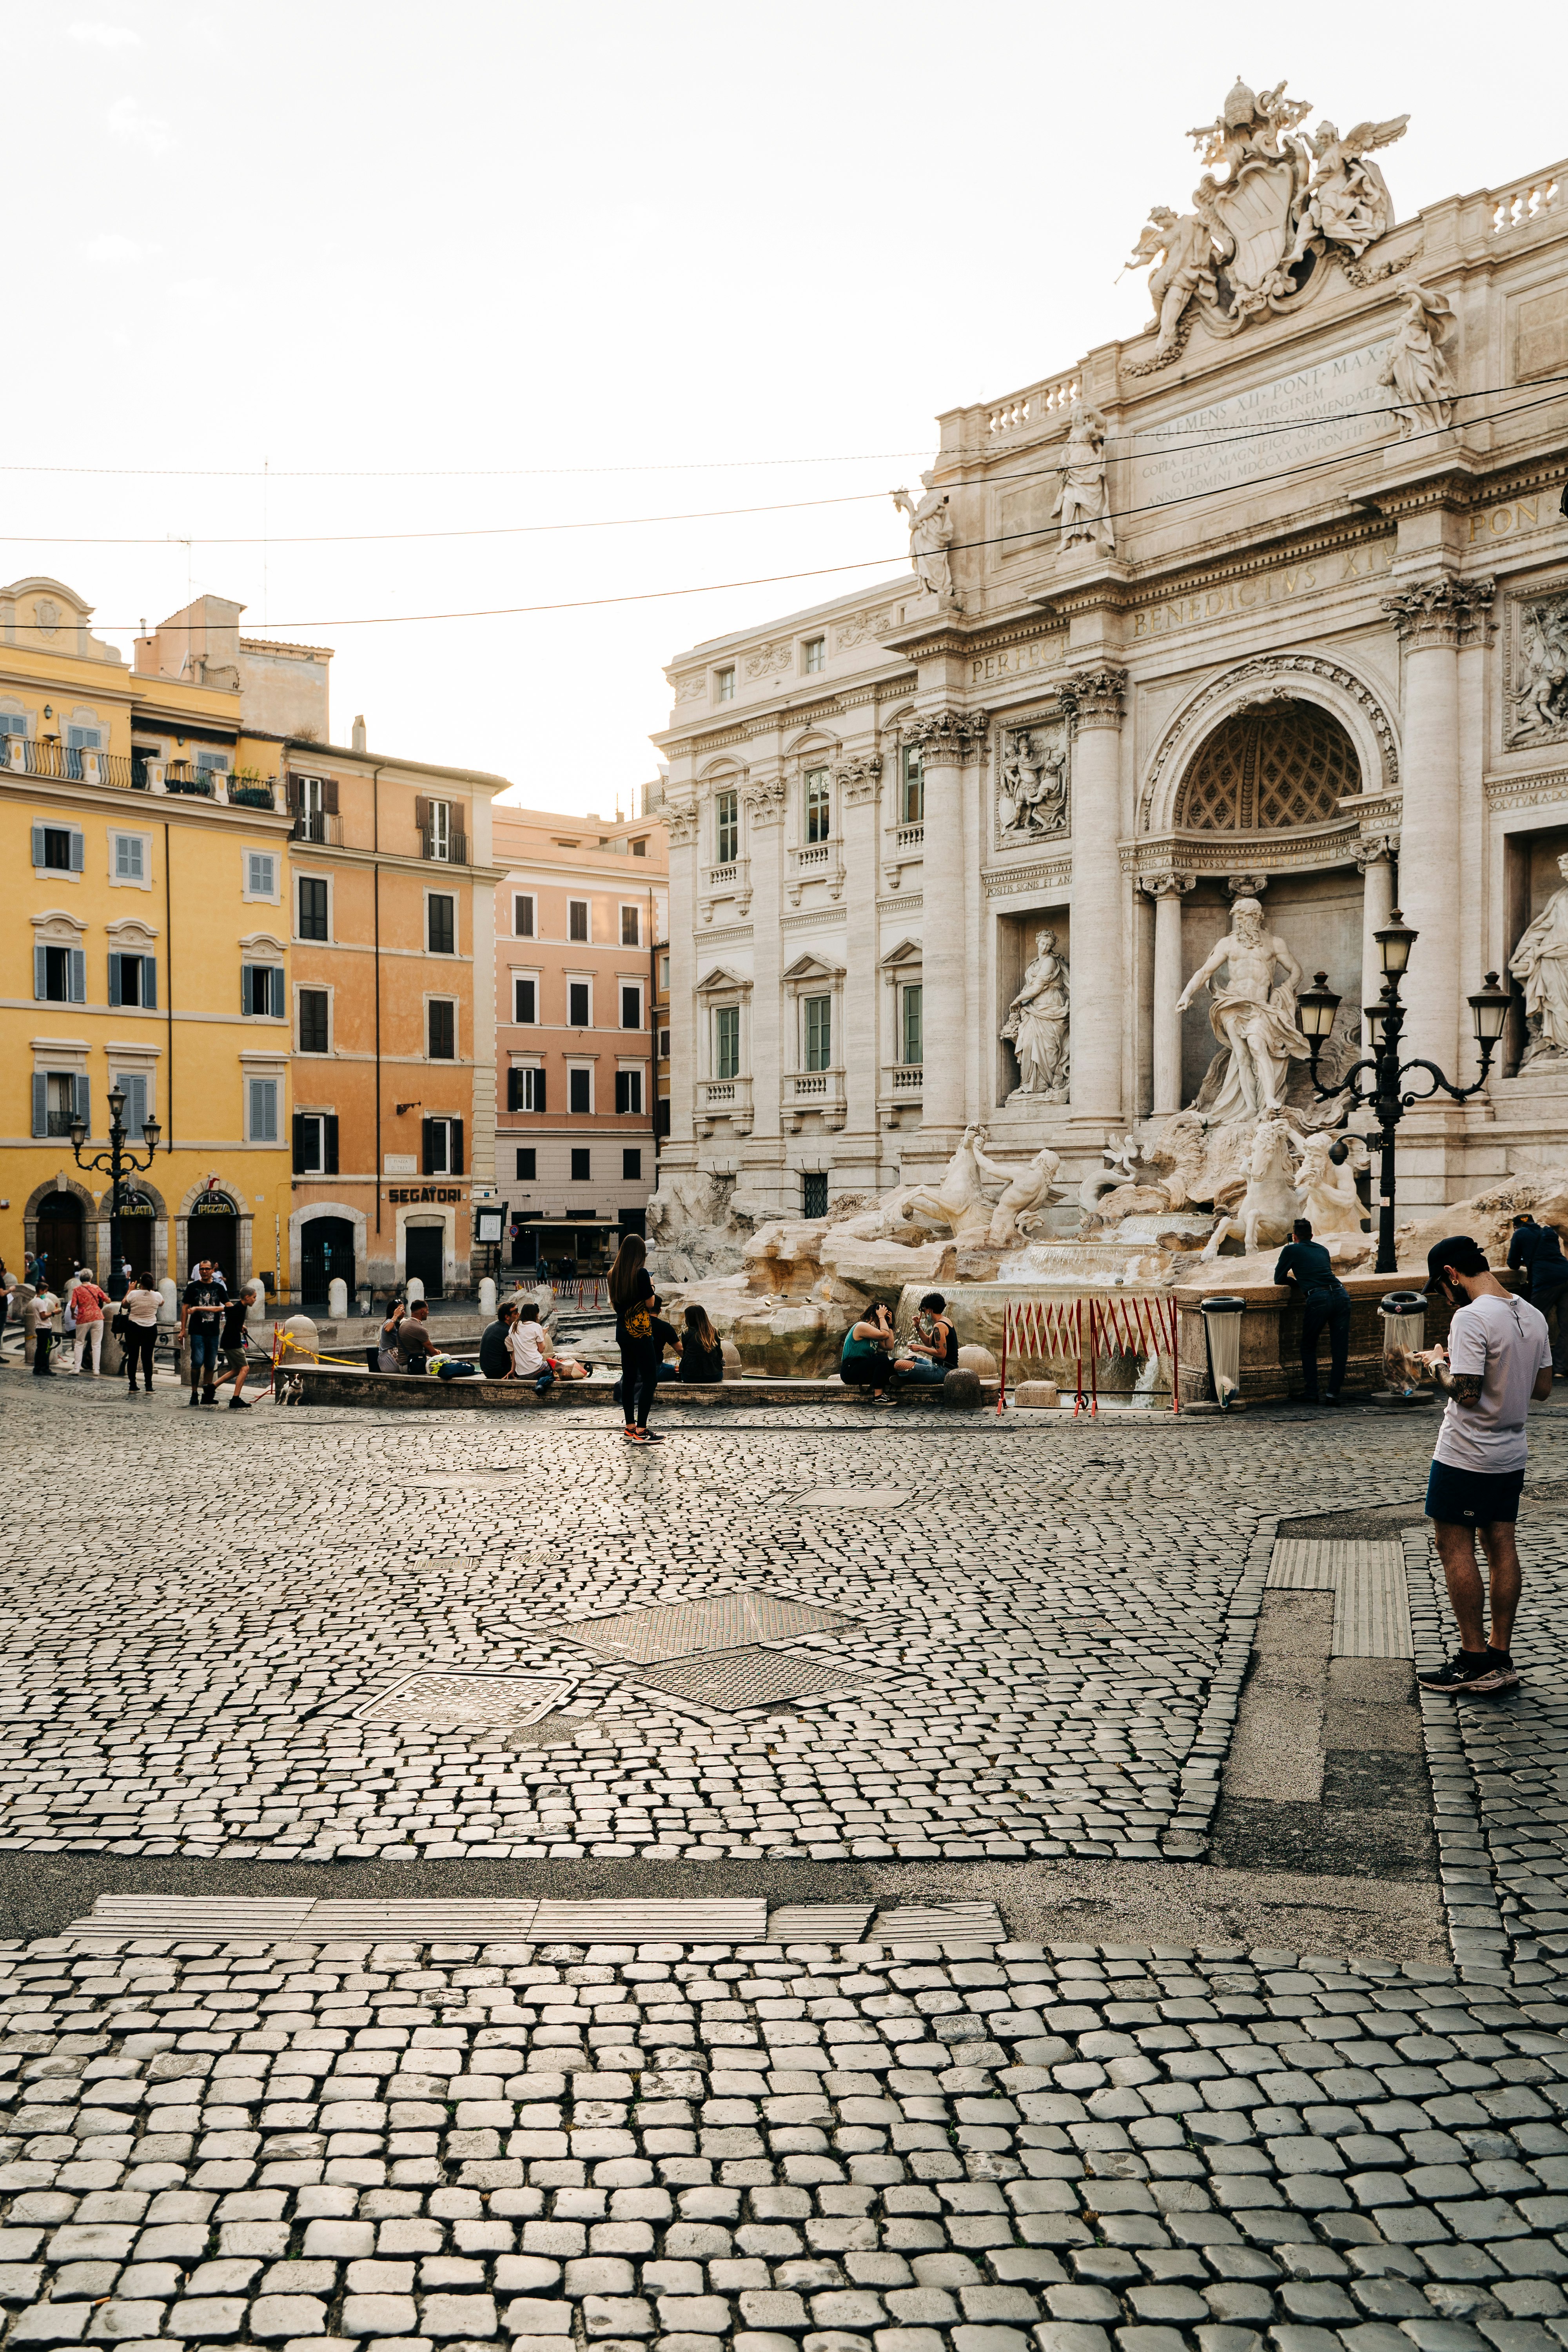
[1416,1235,1552,1697]
[899,1292,957,1386]
[839,1300,918,1405]
[1272,1217,1351,1406]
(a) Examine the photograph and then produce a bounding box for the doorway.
[302,1216,356,1307]
[36,1196,84,1291]
[187,1203,239,1288]
[404,1224,445,1299]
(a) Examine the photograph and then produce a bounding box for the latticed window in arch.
[1174,703,1360,832]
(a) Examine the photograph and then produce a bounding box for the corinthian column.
[1060,668,1127,1122]
[1356,835,1397,1054]
[1382,580,1492,1076]
[1141,869,1194,1115]
[837,754,883,1149]
[904,709,988,1143]
[662,798,700,1160]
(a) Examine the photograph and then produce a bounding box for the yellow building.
[2,577,296,1294]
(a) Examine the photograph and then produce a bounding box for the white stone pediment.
[780,952,845,984]
[879,937,923,969]
[695,963,751,996]
[238,930,289,958]
[105,916,159,949]
[30,908,87,941]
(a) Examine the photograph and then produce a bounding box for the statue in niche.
[1510,852,1568,1063]
[1053,403,1114,554]
[1286,115,1408,264]
[1000,728,1067,837]
[1175,895,1309,1121]
[891,474,956,604]
[1001,928,1071,1101]
[1377,282,1458,437]
[1511,596,1568,741]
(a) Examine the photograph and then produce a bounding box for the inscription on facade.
[1469,494,1553,544]
[1131,340,1392,507]
[969,637,1066,686]
[1133,540,1396,640]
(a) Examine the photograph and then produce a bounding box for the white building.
[653,100,1568,1220]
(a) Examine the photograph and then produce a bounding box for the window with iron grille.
[804,766,831,843]
[802,1171,828,1218]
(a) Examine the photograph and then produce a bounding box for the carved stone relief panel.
[994,711,1070,851]
[1504,577,1568,751]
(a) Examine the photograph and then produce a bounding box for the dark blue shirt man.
[1273,1217,1351,1405]
[1508,1214,1568,1373]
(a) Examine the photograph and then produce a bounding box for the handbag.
[111,1309,130,1339]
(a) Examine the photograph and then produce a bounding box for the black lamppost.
[1296,912,1511,1276]
[71,1085,162,1301]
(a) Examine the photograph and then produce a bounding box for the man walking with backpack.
[1418,1236,1553,1696]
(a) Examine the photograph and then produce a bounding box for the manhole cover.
[636,1646,862,1712]
[799,1487,909,1507]
[354,1673,573,1727]
[547,1590,856,1663]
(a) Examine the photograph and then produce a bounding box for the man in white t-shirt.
[1418,1235,1553,1696]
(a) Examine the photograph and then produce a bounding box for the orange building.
[493,796,668,1279]
[132,597,509,1305]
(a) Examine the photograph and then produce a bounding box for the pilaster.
[1140,868,1194,1116]
[742,775,786,1145]
[1060,666,1127,1125]
[903,708,987,1152]
[837,754,883,1169]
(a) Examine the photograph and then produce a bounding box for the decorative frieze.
[984,857,1073,900]
[741,777,786,828]
[1485,768,1568,813]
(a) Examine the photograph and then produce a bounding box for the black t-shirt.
[220,1298,249,1350]
[680,1336,725,1383]
[479,1320,512,1379]
[1272,1240,1343,1296]
[183,1279,223,1330]
[1510,1225,1568,1291]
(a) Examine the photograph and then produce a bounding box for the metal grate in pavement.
[635,1644,863,1712]
[353,1672,573,1726]
[1266,1537,1411,1657]
[548,1590,856,1664]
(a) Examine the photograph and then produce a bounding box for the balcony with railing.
[694,1074,753,1136]
[420,826,468,864]
[878,1062,923,1124]
[783,1067,846,1130]
[7,738,138,789]
[882,817,926,891]
[699,856,750,922]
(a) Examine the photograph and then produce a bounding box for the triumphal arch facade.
[653,83,1568,1218]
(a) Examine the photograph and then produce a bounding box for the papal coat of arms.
[1125,77,1409,371]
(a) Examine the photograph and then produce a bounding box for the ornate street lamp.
[71,1083,162,1300]
[1298,916,1511,1274]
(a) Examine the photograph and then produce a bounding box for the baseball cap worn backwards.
[1425,1234,1490,1290]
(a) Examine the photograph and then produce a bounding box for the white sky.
[7,2,1564,816]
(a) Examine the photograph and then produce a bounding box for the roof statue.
[1126,77,1411,370]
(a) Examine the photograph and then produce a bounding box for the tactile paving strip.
[548,1590,856,1663]
[1267,1538,1412,1657]
[635,1644,863,1712]
[354,1672,573,1726]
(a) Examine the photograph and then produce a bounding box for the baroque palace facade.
[653,88,1568,1219]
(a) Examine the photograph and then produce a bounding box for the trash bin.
[1199,1295,1245,1410]
[1375,1289,1429,1405]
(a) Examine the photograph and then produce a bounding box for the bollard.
[479,1276,497,1318]
[942,1367,982,1410]
[328,1277,348,1319]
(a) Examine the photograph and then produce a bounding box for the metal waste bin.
[1376,1289,1430,1405]
[1199,1295,1245,1410]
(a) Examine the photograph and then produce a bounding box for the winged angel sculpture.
[1125,78,1409,368]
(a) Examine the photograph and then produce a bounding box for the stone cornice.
[1485,768,1568,812]
[877,894,923,915]
[983,857,1072,899]
[1123,820,1359,875]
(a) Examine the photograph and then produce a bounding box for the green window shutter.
[450,1119,464,1176]
[31,1075,46,1136]
[108,955,122,1008]
[33,946,47,1001]
[293,1113,307,1175]
[69,949,86,1003]
[74,1075,90,1131]
[30,824,45,867]
[142,957,156,1010]
[69,830,85,873]
[269,967,285,1019]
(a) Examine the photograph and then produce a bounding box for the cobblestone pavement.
[8,1385,1557,1875]
[5,1926,1568,2352]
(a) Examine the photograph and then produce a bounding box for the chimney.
[351,714,367,753]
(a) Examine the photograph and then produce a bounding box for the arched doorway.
[36,1194,83,1290]
[301,1216,355,1307]
[113,1189,159,1285]
[186,1192,240,1287]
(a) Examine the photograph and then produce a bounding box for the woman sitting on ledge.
[839,1300,918,1406]
[677,1303,725,1383]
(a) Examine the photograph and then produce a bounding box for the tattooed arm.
[1425,1348,1483,1405]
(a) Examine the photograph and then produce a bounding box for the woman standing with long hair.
[609,1234,664,1443]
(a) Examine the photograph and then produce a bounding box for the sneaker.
[201,1388,217,1405]
[1485,1646,1522,1692]
[641,1429,666,1443]
[1418,1649,1510,1694]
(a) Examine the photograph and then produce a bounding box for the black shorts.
[1425,1459,1526,1526]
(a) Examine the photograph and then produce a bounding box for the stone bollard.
[720,1338,741,1379]
[244,1277,266,1328]
[479,1276,497,1318]
[942,1367,982,1410]
[158,1277,178,1326]
[1013,1379,1060,1410]
[101,1323,124,1378]
[405,1276,425,1306]
[958,1343,999,1380]
[283,1313,319,1359]
[328,1277,348,1319]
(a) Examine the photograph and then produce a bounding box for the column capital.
[1355,831,1399,873]
[835,753,883,804]
[1225,870,1270,899]
[1061,667,1127,730]
[1140,867,1194,900]
[741,776,786,828]
[663,799,700,848]
[904,708,990,762]
[1381,576,1495,649]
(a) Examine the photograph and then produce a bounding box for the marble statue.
[1000,731,1067,837]
[984,1145,1065,1249]
[1199,1113,1303,1259]
[1377,282,1458,437]
[1175,896,1309,1121]
[1294,1127,1370,1235]
[1053,403,1114,554]
[1511,595,1568,741]
[1510,853,1568,1062]
[1002,929,1071,1100]
[1126,201,1221,361]
[1185,78,1312,323]
[892,475,956,604]
[1286,115,1408,264]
